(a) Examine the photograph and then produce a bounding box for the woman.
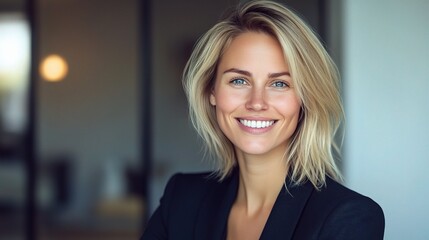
[142,1,385,239]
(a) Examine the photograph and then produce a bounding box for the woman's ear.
[209,92,216,106]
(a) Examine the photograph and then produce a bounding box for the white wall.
[343,1,429,239]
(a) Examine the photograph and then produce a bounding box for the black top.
[142,169,385,239]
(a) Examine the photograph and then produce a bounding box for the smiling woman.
[142,1,385,239]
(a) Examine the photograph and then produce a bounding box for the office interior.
[0,0,428,239]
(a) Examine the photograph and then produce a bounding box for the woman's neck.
[235,149,288,215]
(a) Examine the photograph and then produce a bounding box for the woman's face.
[210,31,301,158]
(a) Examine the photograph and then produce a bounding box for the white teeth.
[239,119,275,129]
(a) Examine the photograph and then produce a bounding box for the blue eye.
[230,78,247,85]
[271,81,289,88]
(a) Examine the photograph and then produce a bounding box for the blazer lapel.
[259,179,314,240]
[194,169,239,240]
[193,170,313,240]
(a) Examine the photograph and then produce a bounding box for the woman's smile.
[236,118,278,135]
[238,119,276,129]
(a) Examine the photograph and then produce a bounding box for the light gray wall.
[342,0,429,239]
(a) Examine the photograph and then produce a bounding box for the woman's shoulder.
[156,171,229,225]
[300,177,385,239]
[142,172,227,239]
[308,177,384,216]
[319,177,383,211]
[166,171,222,190]
[169,171,219,183]
[161,171,227,204]
[290,178,385,239]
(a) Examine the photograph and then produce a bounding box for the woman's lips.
[236,118,277,134]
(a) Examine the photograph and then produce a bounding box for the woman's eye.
[230,78,247,85]
[271,81,289,88]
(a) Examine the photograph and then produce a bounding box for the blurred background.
[0,0,427,239]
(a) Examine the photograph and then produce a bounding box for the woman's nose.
[245,87,268,111]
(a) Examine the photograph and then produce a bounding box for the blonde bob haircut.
[183,0,344,189]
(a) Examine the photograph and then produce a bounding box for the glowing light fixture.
[40,54,68,82]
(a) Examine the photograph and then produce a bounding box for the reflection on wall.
[0,13,30,134]
[0,12,30,240]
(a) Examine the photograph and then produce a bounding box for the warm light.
[40,54,68,82]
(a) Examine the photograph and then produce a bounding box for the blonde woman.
[142,1,384,239]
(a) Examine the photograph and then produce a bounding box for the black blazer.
[142,169,385,239]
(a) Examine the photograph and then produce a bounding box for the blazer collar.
[194,169,314,240]
[194,168,239,240]
[259,177,314,240]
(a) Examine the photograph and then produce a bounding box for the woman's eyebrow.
[223,68,252,76]
[223,68,290,78]
[268,72,290,78]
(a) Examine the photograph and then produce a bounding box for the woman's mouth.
[238,119,276,129]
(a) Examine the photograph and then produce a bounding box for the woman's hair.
[183,0,344,189]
